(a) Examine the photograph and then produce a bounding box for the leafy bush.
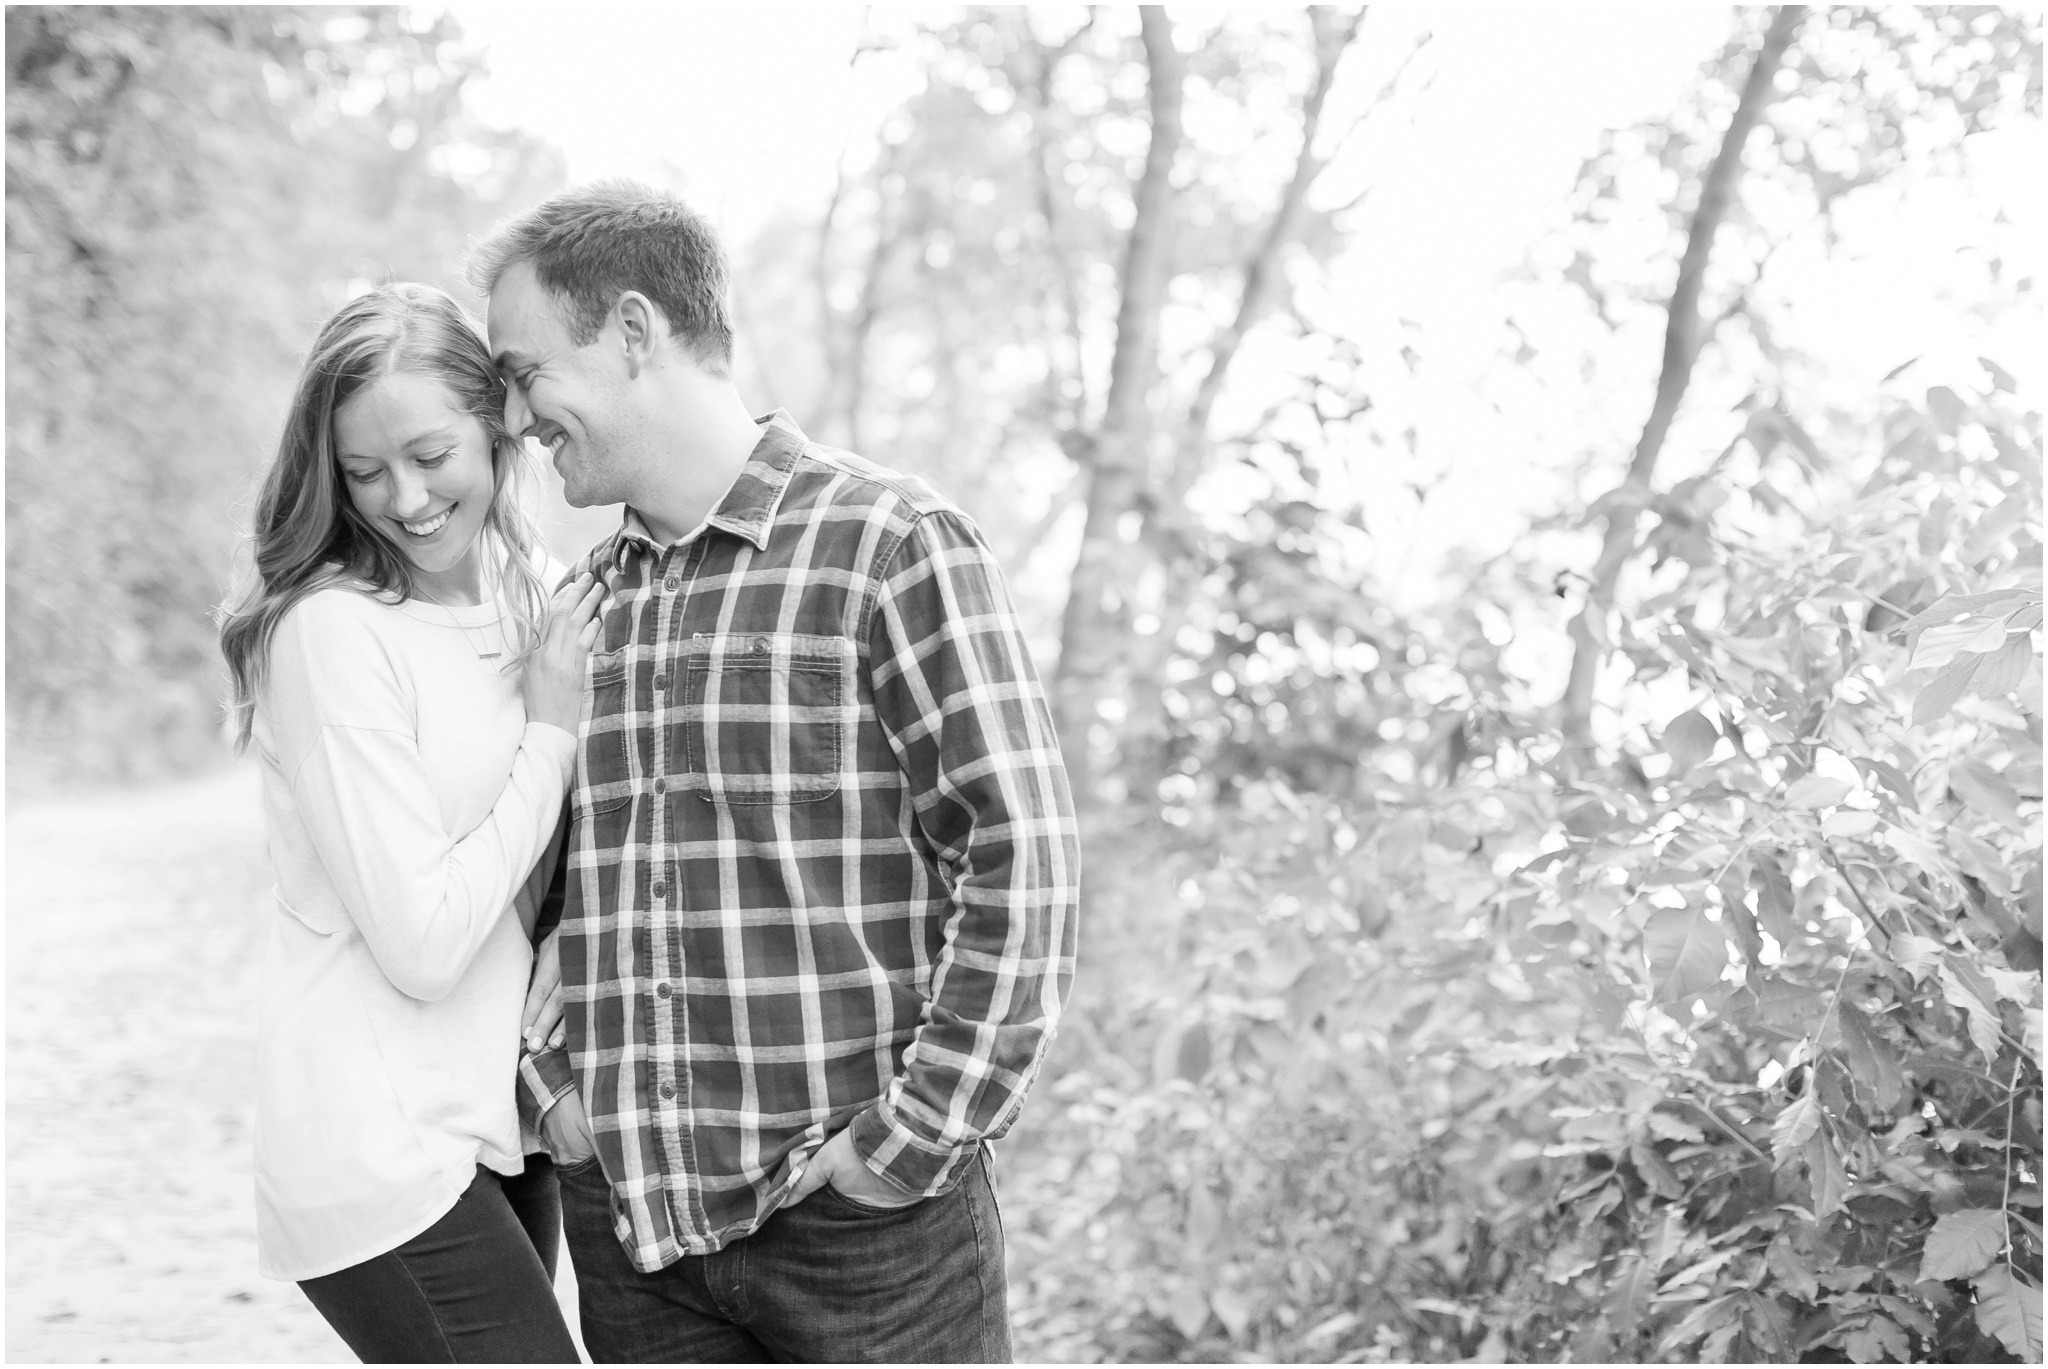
[1006,374,2040,1363]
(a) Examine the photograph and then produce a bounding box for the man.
[473,181,1079,1363]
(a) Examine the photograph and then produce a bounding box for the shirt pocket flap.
[683,633,855,804]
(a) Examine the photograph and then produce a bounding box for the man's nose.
[504,383,534,439]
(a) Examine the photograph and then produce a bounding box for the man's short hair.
[469,180,734,372]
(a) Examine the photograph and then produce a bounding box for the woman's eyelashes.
[342,450,454,484]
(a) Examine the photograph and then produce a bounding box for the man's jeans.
[558,1146,1011,1363]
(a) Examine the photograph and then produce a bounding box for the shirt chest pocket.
[683,632,855,805]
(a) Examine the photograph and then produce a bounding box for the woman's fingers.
[529,985,565,1051]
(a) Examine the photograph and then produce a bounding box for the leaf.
[1980,356,2018,392]
[1604,1253,1655,1336]
[1853,757,1918,813]
[1772,1093,1821,1166]
[1720,886,1764,968]
[1806,1129,1847,1222]
[1962,495,2029,565]
[1822,810,1881,838]
[1646,1110,1705,1143]
[1927,385,1968,433]
[1891,934,1945,983]
[1167,1281,1211,1340]
[1951,761,2027,833]
[1972,1265,2043,1361]
[1643,906,1729,1006]
[1900,589,2036,638]
[1884,825,1951,877]
[1913,617,2003,672]
[1973,637,2033,698]
[1786,774,1852,809]
[1300,1312,1359,1347]
[1939,965,2004,1062]
[1913,654,1981,728]
[1753,857,1799,943]
[1865,577,1930,633]
[1766,1236,1819,1302]
[1632,1139,1685,1199]
[1843,1316,1909,1364]
[1546,1228,1603,1283]
[1921,1209,2007,1281]
[1208,1286,1252,1341]
[1837,1004,1904,1114]
[1663,708,1720,774]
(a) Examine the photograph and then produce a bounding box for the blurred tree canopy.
[5,5,560,784]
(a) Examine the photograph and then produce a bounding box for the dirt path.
[4,764,585,1363]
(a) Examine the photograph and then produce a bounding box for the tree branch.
[1559,5,1805,749]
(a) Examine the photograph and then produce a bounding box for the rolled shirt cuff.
[847,1097,979,1198]
[517,1046,576,1135]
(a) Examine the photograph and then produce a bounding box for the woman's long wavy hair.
[217,283,549,750]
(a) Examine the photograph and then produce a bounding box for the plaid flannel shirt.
[518,411,1079,1272]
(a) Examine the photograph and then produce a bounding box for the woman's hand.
[523,927,566,1054]
[521,572,603,734]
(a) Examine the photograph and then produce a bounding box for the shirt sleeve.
[267,592,578,1003]
[848,511,1081,1195]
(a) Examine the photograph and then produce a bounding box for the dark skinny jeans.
[298,1156,579,1364]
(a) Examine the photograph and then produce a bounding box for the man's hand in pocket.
[542,1087,597,1167]
[785,1127,921,1208]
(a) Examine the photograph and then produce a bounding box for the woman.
[218,283,598,1362]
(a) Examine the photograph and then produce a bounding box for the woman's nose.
[388,467,432,517]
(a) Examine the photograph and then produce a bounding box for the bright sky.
[450,2,1729,272]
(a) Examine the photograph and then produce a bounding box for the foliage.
[4,6,560,786]
[1005,364,2041,1368]
[990,9,2042,1364]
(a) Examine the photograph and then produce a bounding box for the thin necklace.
[415,580,504,661]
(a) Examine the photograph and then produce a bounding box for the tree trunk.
[1052,5,1186,802]
[1559,5,1804,749]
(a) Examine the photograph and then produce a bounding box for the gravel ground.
[5,763,585,1363]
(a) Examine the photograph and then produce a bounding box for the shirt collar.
[607,411,807,569]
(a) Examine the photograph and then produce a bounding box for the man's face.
[487,260,632,508]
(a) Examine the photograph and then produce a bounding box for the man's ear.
[613,291,665,378]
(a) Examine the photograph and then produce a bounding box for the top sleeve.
[847,512,1081,1195]
[266,591,577,1003]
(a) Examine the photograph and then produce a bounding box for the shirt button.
[656,982,672,999]
[653,673,668,692]
[653,777,666,794]
[753,637,769,655]
[651,881,668,899]
[660,1084,676,1100]
[665,576,680,592]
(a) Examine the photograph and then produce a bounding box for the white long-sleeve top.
[250,583,574,1281]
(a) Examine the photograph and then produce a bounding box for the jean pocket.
[683,633,853,805]
[556,1153,604,1183]
[817,1180,927,1218]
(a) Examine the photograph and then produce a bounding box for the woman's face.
[333,370,498,599]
